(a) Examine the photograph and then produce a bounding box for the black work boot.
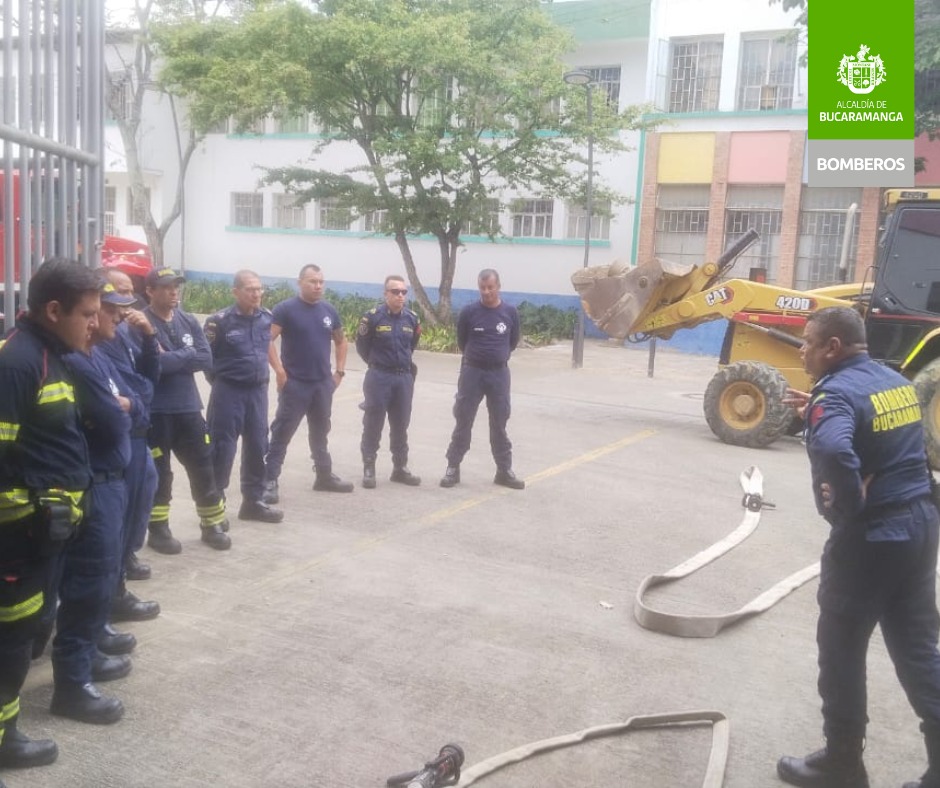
[124,552,151,581]
[200,524,232,550]
[238,500,284,523]
[98,623,136,656]
[777,740,869,787]
[903,721,940,788]
[390,466,421,486]
[494,468,525,490]
[50,682,124,725]
[111,587,160,622]
[313,470,354,493]
[262,479,279,505]
[147,522,181,555]
[91,651,132,683]
[440,465,460,488]
[363,460,377,489]
[0,714,58,769]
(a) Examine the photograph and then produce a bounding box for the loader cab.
[865,189,940,372]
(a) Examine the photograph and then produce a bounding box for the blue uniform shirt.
[272,296,340,382]
[144,307,212,413]
[805,352,931,528]
[99,323,159,432]
[204,305,272,386]
[457,300,520,365]
[355,303,420,370]
[64,347,135,473]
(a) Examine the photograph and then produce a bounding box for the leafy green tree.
[155,0,644,323]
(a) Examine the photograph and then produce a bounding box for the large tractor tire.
[913,358,940,470]
[703,361,792,448]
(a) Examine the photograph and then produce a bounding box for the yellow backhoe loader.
[572,189,940,467]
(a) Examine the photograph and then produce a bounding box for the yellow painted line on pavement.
[255,428,657,591]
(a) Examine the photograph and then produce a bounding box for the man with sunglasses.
[355,276,422,488]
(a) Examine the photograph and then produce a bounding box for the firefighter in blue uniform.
[0,258,100,783]
[144,268,229,552]
[356,275,421,489]
[49,281,142,726]
[96,269,161,647]
[440,268,525,490]
[205,270,283,523]
[778,307,940,788]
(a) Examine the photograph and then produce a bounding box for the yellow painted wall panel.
[657,133,716,184]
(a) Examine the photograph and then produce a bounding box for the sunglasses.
[387,288,408,296]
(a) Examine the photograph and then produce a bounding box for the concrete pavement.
[12,339,929,787]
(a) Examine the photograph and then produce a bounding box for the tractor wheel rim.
[719,382,765,428]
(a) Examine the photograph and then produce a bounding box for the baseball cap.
[99,282,138,307]
[145,267,186,288]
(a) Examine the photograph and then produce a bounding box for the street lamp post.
[563,69,595,369]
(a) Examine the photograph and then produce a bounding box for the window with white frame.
[230,192,263,228]
[415,76,454,129]
[654,185,710,267]
[273,194,306,230]
[466,199,501,236]
[566,199,611,240]
[793,187,861,290]
[737,33,797,111]
[722,185,784,281]
[126,186,151,225]
[104,186,116,236]
[318,197,349,230]
[668,37,723,113]
[511,199,553,239]
[362,209,388,233]
[584,66,621,109]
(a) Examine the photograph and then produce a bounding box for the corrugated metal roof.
[547,0,651,42]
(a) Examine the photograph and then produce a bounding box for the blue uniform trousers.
[817,496,940,740]
[52,478,126,687]
[123,436,157,570]
[266,377,335,480]
[445,365,512,470]
[0,513,51,735]
[207,379,269,502]
[360,368,413,466]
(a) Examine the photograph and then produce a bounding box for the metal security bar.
[1,0,104,321]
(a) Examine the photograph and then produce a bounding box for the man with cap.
[49,280,142,725]
[143,268,229,552]
[205,270,282,523]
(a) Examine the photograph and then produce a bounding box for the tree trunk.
[393,230,443,326]
[436,231,458,324]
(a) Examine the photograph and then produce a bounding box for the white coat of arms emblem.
[837,44,886,95]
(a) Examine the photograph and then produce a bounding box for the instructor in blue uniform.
[205,270,282,523]
[0,258,99,784]
[356,275,421,489]
[440,269,524,490]
[263,264,353,503]
[778,307,940,788]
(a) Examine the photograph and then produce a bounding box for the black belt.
[130,428,149,439]
[465,359,507,370]
[369,364,410,374]
[92,470,125,484]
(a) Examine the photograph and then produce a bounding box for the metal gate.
[0,0,104,321]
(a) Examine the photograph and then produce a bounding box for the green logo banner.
[809,0,913,141]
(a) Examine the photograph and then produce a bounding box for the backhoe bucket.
[572,258,693,339]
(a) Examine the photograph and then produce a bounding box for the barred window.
[737,33,797,111]
[273,194,306,230]
[511,199,553,239]
[722,185,784,281]
[668,37,723,113]
[230,192,263,228]
[653,185,710,266]
[793,187,861,290]
[104,186,116,237]
[467,199,501,236]
[566,199,611,240]
[585,66,621,109]
[318,197,350,231]
[362,209,388,233]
